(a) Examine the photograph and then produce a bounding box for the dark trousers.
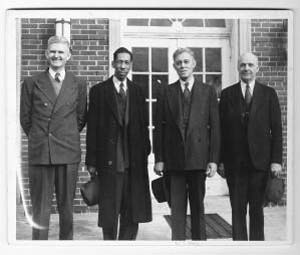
[28,164,78,240]
[226,164,268,240]
[102,171,138,240]
[169,170,207,240]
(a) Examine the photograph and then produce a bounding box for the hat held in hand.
[151,176,170,204]
[80,176,100,206]
[265,176,284,204]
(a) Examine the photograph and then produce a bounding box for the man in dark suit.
[218,52,282,240]
[153,48,220,240]
[20,36,87,240]
[86,47,152,240]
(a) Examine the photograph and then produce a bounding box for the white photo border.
[1,3,299,255]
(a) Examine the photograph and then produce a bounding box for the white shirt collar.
[240,79,255,97]
[180,76,194,92]
[113,76,127,93]
[49,68,66,81]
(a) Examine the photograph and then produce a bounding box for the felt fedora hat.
[80,176,100,206]
[265,176,284,204]
[151,176,170,204]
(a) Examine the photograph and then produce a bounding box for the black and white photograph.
[1,2,300,255]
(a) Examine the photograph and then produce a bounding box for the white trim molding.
[109,19,121,76]
[238,19,251,55]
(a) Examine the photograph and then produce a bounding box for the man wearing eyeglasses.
[153,47,220,240]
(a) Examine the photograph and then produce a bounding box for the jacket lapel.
[186,80,206,137]
[35,70,57,104]
[249,81,264,120]
[105,77,123,126]
[125,79,131,126]
[228,82,243,118]
[53,72,77,113]
[167,81,184,139]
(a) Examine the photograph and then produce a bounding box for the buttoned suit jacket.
[20,69,87,165]
[85,77,152,228]
[219,81,282,172]
[154,79,221,171]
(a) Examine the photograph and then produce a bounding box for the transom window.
[127,19,226,28]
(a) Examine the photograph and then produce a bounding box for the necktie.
[245,84,252,108]
[119,82,126,123]
[183,82,191,102]
[55,72,61,83]
[183,82,191,138]
[119,82,126,99]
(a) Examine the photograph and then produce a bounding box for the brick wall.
[251,19,288,205]
[20,18,109,213]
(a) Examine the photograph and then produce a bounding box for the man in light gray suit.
[20,35,87,240]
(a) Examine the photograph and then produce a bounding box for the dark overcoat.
[85,77,152,228]
[219,81,282,172]
[154,79,220,171]
[20,70,87,164]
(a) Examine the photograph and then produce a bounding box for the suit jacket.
[219,81,282,172]
[85,77,152,227]
[20,69,87,165]
[154,79,220,171]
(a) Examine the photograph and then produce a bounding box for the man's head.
[238,52,259,84]
[45,36,71,72]
[173,48,196,81]
[112,47,133,81]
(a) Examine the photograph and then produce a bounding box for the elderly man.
[218,52,283,240]
[154,47,220,240]
[20,35,87,240]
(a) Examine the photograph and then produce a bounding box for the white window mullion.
[203,48,206,83]
[148,48,154,148]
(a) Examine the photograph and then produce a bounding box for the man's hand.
[154,162,164,176]
[270,163,282,178]
[217,163,226,178]
[87,165,97,177]
[206,162,217,177]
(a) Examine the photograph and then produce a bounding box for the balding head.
[238,52,259,83]
[238,52,258,66]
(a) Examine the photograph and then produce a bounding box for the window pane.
[152,75,168,125]
[132,47,149,72]
[205,48,221,72]
[152,48,168,72]
[152,75,168,98]
[194,75,203,83]
[132,75,149,98]
[182,19,204,27]
[205,19,226,27]
[150,19,172,26]
[127,19,149,26]
[189,47,203,72]
[206,74,222,98]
